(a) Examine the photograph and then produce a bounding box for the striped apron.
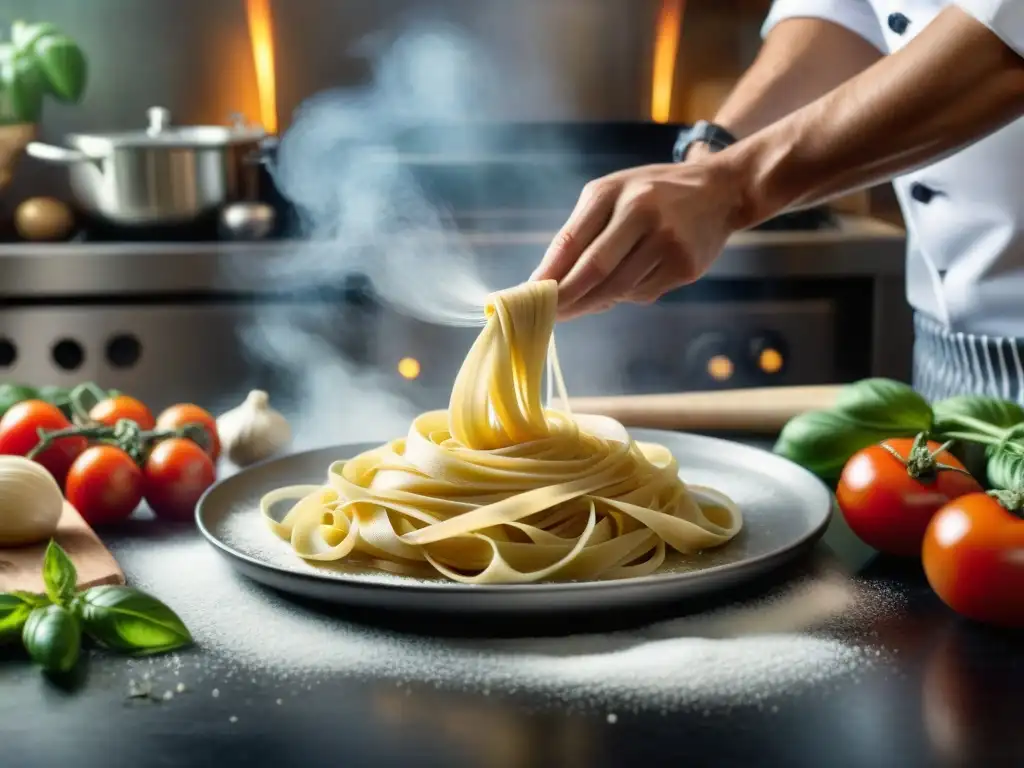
[913,312,1024,403]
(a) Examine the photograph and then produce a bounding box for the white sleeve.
[761,0,887,52]
[955,0,1024,58]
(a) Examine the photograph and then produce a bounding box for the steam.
[270,24,496,328]
[237,22,522,447]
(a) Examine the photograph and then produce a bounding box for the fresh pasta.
[261,279,742,584]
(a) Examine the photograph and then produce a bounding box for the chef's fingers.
[560,236,661,319]
[555,205,649,312]
[531,181,617,283]
[628,256,690,306]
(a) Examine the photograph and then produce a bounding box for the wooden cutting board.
[0,502,125,594]
[568,384,844,434]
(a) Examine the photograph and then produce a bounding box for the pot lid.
[68,107,266,152]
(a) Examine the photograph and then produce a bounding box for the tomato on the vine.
[0,399,87,487]
[65,445,144,526]
[143,438,216,521]
[836,435,982,557]
[155,403,220,460]
[90,395,155,430]
[923,492,1024,628]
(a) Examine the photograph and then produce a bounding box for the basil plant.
[0,20,87,125]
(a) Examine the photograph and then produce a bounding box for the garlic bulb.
[0,456,65,546]
[217,390,292,466]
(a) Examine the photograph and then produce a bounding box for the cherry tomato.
[90,395,155,430]
[0,399,87,487]
[143,438,216,521]
[65,445,144,526]
[155,403,220,460]
[836,437,982,557]
[923,492,1024,628]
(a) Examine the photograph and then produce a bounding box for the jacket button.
[910,182,936,204]
[888,12,910,34]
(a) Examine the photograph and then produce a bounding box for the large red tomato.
[65,445,144,526]
[155,403,220,460]
[836,436,982,557]
[0,400,87,487]
[90,395,156,430]
[143,438,216,522]
[923,492,1024,628]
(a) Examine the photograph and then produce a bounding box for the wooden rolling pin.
[567,384,844,433]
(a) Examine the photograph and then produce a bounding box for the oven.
[0,1,910,444]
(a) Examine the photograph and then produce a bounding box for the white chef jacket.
[762,0,1024,338]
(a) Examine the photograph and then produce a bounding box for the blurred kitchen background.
[0,0,912,435]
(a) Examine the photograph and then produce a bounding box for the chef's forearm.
[726,5,1024,228]
[710,18,882,140]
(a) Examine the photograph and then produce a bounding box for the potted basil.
[0,20,87,190]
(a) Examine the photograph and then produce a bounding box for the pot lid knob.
[146,106,172,136]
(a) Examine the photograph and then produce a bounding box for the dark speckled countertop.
[2,433,1022,768]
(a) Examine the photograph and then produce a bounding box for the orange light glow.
[245,0,278,135]
[707,354,734,382]
[759,348,784,374]
[650,0,685,124]
[398,357,422,380]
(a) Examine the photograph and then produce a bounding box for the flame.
[245,0,278,134]
[650,0,685,123]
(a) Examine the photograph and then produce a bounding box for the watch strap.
[672,120,738,162]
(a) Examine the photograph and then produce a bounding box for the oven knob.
[0,338,16,368]
[749,332,788,376]
[685,332,737,384]
[51,338,84,371]
[106,333,142,369]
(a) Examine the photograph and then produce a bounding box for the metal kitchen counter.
[2,431,1020,768]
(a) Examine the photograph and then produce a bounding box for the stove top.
[8,202,836,246]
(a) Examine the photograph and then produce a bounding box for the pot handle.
[26,142,90,164]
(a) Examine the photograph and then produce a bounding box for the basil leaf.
[22,604,81,673]
[0,592,46,639]
[4,50,45,123]
[31,33,87,103]
[11,22,59,52]
[0,382,39,418]
[985,447,1024,491]
[775,410,896,480]
[833,378,933,431]
[42,541,77,607]
[933,395,1024,431]
[78,586,192,655]
[38,384,71,415]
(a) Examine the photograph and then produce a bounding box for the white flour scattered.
[115,536,902,712]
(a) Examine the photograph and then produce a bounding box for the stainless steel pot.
[26,107,267,226]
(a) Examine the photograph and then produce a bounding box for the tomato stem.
[880,432,976,482]
[27,419,210,463]
[67,382,108,427]
[987,489,1024,517]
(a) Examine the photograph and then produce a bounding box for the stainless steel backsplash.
[3,0,771,201]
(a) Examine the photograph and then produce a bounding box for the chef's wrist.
[716,123,802,231]
[675,120,739,163]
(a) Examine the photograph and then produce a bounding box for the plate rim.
[195,429,833,595]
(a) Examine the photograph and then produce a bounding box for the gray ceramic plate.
[196,430,833,615]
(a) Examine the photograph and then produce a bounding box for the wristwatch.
[672,120,738,162]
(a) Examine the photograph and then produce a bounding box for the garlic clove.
[216,389,292,467]
[0,455,65,546]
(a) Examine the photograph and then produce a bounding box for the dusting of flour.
[115,536,903,712]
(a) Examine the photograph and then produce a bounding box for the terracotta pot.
[0,123,36,192]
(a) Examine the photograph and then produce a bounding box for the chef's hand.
[531,158,745,320]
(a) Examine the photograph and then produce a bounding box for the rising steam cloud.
[238,22,515,448]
